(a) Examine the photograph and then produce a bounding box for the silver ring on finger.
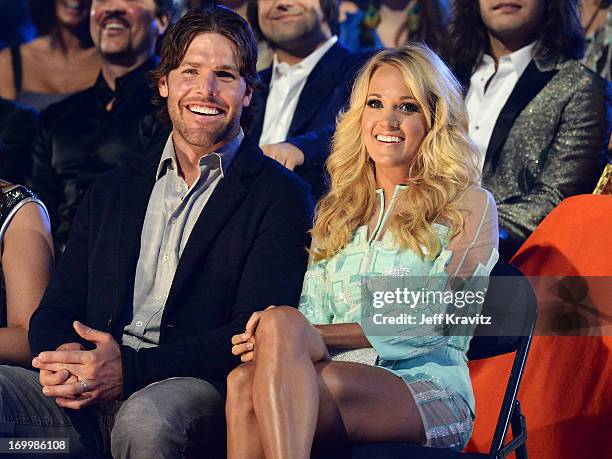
[79,378,89,393]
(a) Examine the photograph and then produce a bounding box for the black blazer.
[248,42,370,199]
[29,135,315,397]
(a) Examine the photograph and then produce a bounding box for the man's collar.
[156,129,245,181]
[505,42,536,75]
[479,41,536,75]
[93,56,159,102]
[272,35,338,78]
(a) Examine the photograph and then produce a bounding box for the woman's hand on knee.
[231,333,255,362]
[231,305,277,362]
[244,305,277,339]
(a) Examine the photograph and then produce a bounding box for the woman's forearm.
[0,326,32,367]
[314,323,372,349]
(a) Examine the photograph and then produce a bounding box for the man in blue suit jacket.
[0,7,313,458]
[247,0,370,199]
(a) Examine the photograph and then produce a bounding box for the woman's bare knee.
[256,306,305,336]
[256,307,326,361]
[226,363,254,415]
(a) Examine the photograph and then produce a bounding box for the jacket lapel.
[163,136,264,314]
[115,155,159,319]
[248,67,272,144]
[288,43,350,137]
[485,60,558,172]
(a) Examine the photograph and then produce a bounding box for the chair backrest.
[466,261,537,458]
[467,261,537,361]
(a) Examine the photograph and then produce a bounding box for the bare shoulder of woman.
[3,198,53,250]
[1,183,53,265]
[0,48,16,99]
[2,196,54,314]
[339,1,360,21]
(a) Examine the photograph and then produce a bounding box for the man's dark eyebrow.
[215,65,239,72]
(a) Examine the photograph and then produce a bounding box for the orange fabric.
[465,195,612,459]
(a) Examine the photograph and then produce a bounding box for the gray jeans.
[0,366,226,458]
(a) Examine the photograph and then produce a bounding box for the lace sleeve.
[366,187,500,361]
[446,186,499,278]
[297,249,333,324]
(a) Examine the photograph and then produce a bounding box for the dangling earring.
[364,0,381,30]
[404,0,421,40]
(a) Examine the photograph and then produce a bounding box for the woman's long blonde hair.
[311,43,480,262]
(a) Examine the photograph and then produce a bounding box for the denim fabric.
[0,366,225,458]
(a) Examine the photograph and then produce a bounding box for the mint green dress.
[298,185,499,449]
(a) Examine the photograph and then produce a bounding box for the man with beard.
[0,5,313,458]
[28,0,173,251]
[450,0,611,260]
[247,0,369,199]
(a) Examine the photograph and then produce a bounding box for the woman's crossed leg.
[225,306,425,459]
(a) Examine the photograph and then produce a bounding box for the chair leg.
[510,400,528,459]
[497,400,528,458]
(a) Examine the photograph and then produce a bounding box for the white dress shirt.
[259,35,338,146]
[465,42,536,171]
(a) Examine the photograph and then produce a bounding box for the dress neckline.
[367,184,408,244]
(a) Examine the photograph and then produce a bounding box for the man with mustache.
[247,0,369,200]
[450,0,611,260]
[0,5,313,459]
[28,0,173,252]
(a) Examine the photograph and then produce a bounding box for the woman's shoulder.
[0,182,36,198]
[0,183,49,241]
[0,183,46,219]
[21,37,51,55]
[457,185,496,209]
[0,47,15,99]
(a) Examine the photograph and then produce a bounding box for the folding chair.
[313,261,538,459]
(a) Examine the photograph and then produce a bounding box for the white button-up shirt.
[465,42,535,171]
[259,35,338,146]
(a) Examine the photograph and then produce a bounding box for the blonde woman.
[227,44,499,458]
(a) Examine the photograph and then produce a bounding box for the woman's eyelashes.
[399,102,420,113]
[366,98,420,113]
[366,98,383,109]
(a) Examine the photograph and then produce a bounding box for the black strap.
[9,45,22,93]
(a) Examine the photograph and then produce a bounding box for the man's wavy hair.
[449,0,585,83]
[246,0,340,42]
[310,44,480,262]
[149,4,260,126]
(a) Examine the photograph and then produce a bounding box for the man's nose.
[274,1,294,11]
[98,0,127,13]
[197,73,219,96]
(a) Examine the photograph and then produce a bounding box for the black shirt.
[0,97,37,184]
[28,57,170,249]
